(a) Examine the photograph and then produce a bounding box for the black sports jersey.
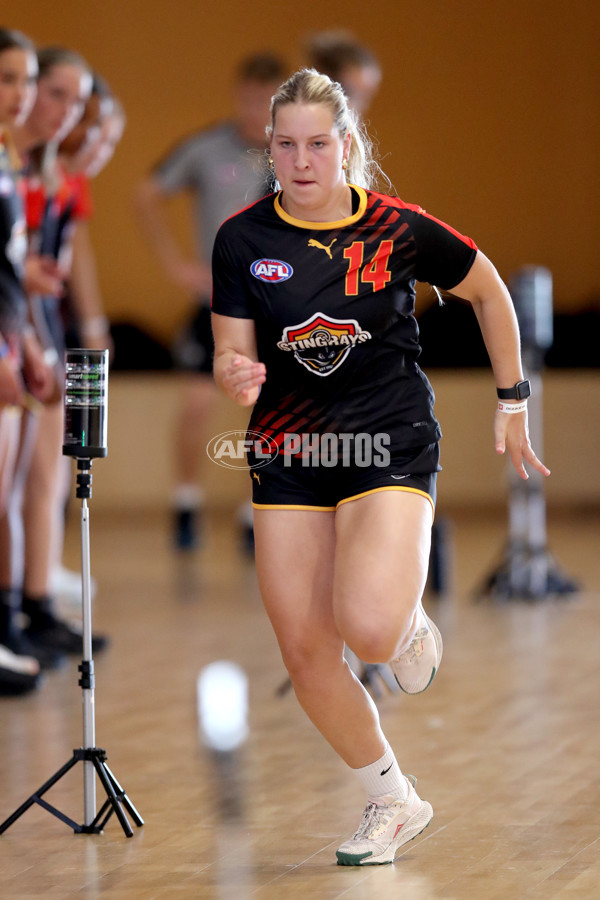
[0,134,28,337]
[212,185,477,454]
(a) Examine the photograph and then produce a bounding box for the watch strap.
[497,380,531,401]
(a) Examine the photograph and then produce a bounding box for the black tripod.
[0,458,143,838]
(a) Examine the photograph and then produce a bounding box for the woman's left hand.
[494,408,551,479]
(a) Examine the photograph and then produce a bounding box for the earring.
[268,157,274,170]
[342,158,348,170]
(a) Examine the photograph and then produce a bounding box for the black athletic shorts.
[249,442,440,514]
[171,301,214,375]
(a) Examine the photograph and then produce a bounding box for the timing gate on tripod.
[0,349,143,838]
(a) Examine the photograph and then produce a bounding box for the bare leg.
[23,403,64,597]
[173,374,216,487]
[0,408,55,672]
[0,408,40,589]
[333,490,433,663]
[0,409,20,516]
[253,508,387,768]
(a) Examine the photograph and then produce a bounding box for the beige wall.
[87,371,600,512]
[14,0,600,345]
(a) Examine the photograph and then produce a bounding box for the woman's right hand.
[21,332,57,404]
[24,255,66,297]
[221,355,266,407]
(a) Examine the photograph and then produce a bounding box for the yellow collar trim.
[274,185,367,230]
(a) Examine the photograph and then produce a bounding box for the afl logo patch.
[250,259,293,283]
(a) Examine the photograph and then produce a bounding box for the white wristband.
[498,400,527,414]
[43,347,59,366]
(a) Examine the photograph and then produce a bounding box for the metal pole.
[80,494,96,825]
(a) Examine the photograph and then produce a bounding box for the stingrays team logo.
[250,258,293,283]
[277,312,372,376]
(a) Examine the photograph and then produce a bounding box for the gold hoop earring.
[342,158,348,171]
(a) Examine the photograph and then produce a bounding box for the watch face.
[517,380,531,399]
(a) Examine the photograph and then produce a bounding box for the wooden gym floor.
[0,504,599,899]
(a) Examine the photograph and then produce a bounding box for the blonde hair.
[267,68,386,190]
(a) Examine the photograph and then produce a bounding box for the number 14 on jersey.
[344,240,393,295]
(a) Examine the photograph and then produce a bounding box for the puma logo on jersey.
[308,238,337,259]
[252,472,261,485]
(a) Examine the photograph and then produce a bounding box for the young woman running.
[212,69,549,866]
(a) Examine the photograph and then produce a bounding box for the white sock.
[172,484,204,509]
[353,744,408,803]
[237,501,254,527]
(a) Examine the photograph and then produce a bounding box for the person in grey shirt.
[135,53,287,551]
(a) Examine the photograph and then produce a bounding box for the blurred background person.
[58,73,124,354]
[134,51,287,553]
[305,29,382,117]
[50,75,125,614]
[0,26,56,693]
[0,44,107,667]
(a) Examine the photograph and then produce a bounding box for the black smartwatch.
[496,380,531,401]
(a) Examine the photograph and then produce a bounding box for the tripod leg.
[0,754,79,834]
[90,757,133,837]
[102,763,144,827]
[88,797,114,833]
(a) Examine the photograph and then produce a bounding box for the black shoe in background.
[22,595,109,655]
[174,508,201,551]
[241,524,255,555]
[0,587,65,669]
[0,644,42,695]
[5,627,66,670]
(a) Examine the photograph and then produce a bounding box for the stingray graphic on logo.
[277,312,372,376]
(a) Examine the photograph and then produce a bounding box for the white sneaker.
[390,606,442,694]
[336,776,433,866]
[0,644,40,675]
